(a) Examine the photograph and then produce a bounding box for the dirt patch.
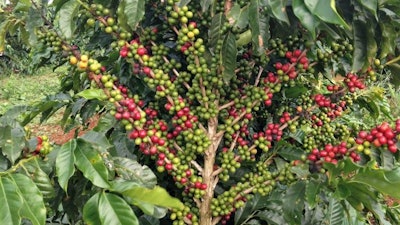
[29,114,101,145]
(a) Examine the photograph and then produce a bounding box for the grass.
[0,67,62,115]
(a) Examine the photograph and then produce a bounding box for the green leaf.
[236,29,252,47]
[325,198,344,225]
[56,140,76,192]
[304,0,349,29]
[209,13,226,51]
[255,210,286,225]
[123,186,184,210]
[220,32,237,83]
[380,22,396,58]
[356,0,378,17]
[292,0,319,39]
[83,193,102,225]
[113,157,157,188]
[77,89,108,100]
[74,139,110,189]
[283,85,308,98]
[227,5,249,29]
[201,0,212,12]
[249,0,270,55]
[305,180,321,208]
[139,215,160,225]
[268,0,290,24]
[9,173,46,225]
[177,0,191,7]
[23,159,55,200]
[99,192,139,225]
[352,19,369,72]
[0,176,23,225]
[283,181,306,224]
[349,167,400,199]
[57,0,80,39]
[345,182,391,225]
[122,0,145,30]
[380,150,395,170]
[79,132,113,155]
[275,141,304,161]
[0,125,25,164]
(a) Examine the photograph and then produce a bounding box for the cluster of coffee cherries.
[313,93,346,119]
[37,30,63,52]
[344,73,366,93]
[316,39,353,63]
[34,135,52,156]
[355,121,400,154]
[307,141,360,164]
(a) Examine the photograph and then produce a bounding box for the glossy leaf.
[0,176,23,225]
[56,140,76,192]
[139,215,160,225]
[325,198,344,225]
[0,125,25,164]
[346,183,391,225]
[283,181,305,224]
[201,0,212,12]
[349,167,400,199]
[23,159,55,200]
[209,13,226,51]
[113,157,157,188]
[255,210,286,225]
[9,173,46,225]
[220,32,237,83]
[227,4,249,29]
[99,192,139,225]
[80,131,113,152]
[77,89,108,100]
[57,0,80,39]
[74,139,110,189]
[268,0,289,24]
[304,0,349,29]
[123,0,145,30]
[123,186,184,210]
[83,193,102,225]
[356,0,378,17]
[249,0,270,55]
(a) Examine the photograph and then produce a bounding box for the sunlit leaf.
[74,139,110,189]
[99,192,139,225]
[56,140,76,192]
[83,193,102,225]
[9,173,46,225]
[77,89,108,100]
[268,0,290,24]
[122,0,145,30]
[113,157,157,188]
[57,0,80,39]
[304,0,349,29]
[0,176,23,225]
[123,186,184,210]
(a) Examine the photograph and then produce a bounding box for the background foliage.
[1,0,400,225]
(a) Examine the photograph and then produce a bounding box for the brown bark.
[199,117,222,225]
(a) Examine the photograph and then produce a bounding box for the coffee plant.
[1,0,400,225]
